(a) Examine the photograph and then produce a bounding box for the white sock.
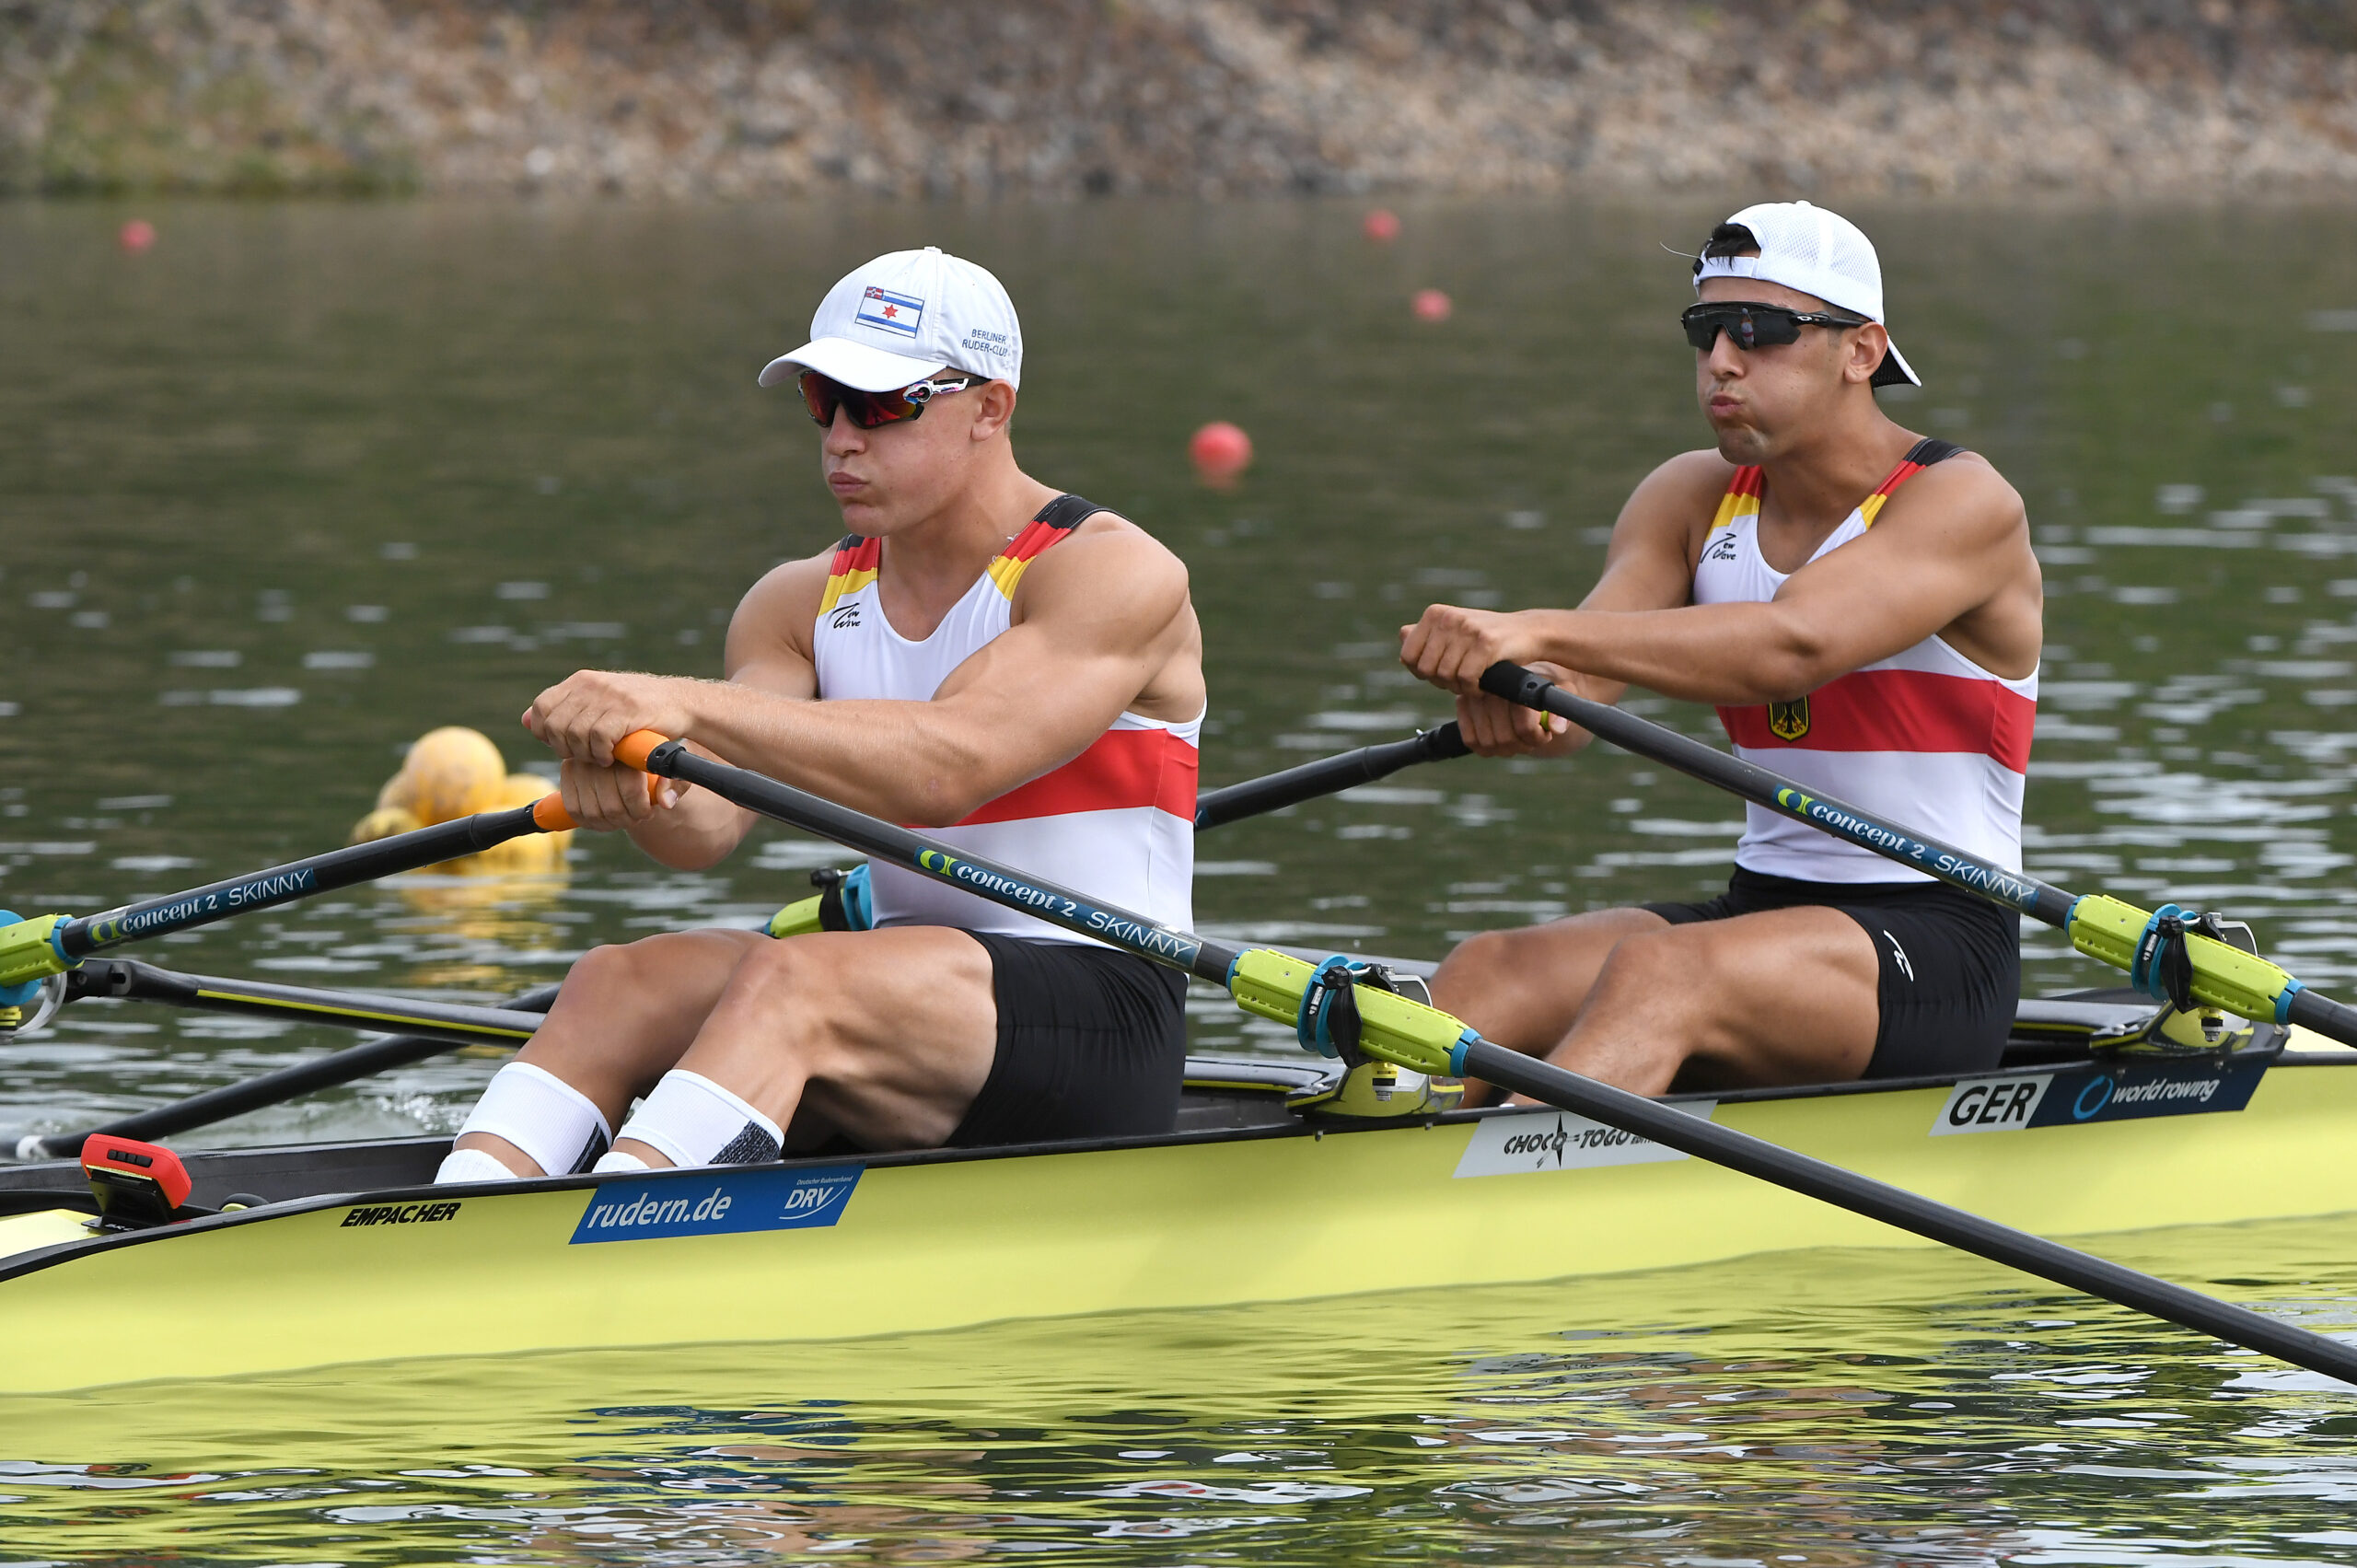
[611,1070,783,1169]
[451,1061,611,1178]
[435,1145,522,1185]
[591,1149,649,1173]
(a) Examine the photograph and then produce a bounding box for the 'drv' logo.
[1766,696,1810,742]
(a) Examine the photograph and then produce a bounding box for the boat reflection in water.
[0,1225,2350,1562]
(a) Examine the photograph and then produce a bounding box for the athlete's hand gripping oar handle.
[1193,722,1469,830]
[1451,1037,2357,1387]
[0,792,578,992]
[1476,660,2357,1048]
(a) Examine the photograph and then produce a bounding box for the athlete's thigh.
[1433,907,1669,1051]
[1662,905,1881,1086]
[683,924,998,1146]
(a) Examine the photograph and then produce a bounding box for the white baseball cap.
[1691,201,1919,388]
[759,246,1024,393]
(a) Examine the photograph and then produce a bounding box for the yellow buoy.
[389,726,508,826]
[348,806,424,845]
[458,774,574,872]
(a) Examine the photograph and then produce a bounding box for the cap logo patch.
[857,285,924,339]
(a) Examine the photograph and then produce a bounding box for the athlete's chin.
[1711,425,1771,465]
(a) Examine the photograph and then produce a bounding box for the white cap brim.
[758,335,946,392]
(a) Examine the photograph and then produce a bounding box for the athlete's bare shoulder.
[1016,507,1190,615]
[1875,444,2029,548]
[723,547,833,679]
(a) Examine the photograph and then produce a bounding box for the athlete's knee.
[1435,925,1534,989]
[562,935,685,1001]
[710,937,867,1063]
[1589,926,1699,998]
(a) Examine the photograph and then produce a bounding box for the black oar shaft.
[1464,1040,2357,1384]
[1479,662,2078,924]
[57,802,552,960]
[1194,723,1468,830]
[22,969,562,1161]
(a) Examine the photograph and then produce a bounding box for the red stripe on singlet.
[1718,668,2035,772]
[952,726,1201,827]
[1872,459,1923,497]
[998,519,1067,563]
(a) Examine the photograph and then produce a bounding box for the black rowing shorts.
[1643,866,2019,1080]
[949,933,1190,1147]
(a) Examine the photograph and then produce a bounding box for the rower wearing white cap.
[435,246,1205,1182]
[1400,202,2043,1098]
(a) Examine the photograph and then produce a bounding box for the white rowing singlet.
[1693,440,2038,884]
[809,494,1200,944]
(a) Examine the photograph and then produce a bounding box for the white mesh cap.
[759,246,1023,393]
[1691,202,1919,388]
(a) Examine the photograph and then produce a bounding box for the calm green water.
[4,199,2357,1562]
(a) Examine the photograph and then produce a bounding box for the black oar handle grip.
[1480,660,1553,708]
[1423,720,1470,761]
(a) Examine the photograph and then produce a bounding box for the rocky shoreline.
[6,1,2357,198]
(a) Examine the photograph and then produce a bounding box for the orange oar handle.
[525,732,675,832]
[614,730,670,772]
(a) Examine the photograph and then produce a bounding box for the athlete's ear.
[970,379,1017,441]
[1845,322,1890,386]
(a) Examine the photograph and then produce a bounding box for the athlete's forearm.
[679,679,1024,828]
[1521,604,1831,705]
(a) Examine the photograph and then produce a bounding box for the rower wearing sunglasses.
[1401,201,2041,1101]
[435,247,1204,1184]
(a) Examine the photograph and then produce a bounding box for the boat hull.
[2,1050,2352,1393]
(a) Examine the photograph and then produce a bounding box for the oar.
[596,727,2357,1386]
[12,962,560,1162]
[1475,661,2357,1048]
[768,722,1471,935]
[1194,722,1467,830]
[29,726,1478,1147]
[0,793,580,1005]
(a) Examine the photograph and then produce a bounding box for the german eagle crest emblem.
[1766,696,1810,742]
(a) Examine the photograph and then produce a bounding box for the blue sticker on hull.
[2030,1058,2269,1127]
[570,1165,862,1244]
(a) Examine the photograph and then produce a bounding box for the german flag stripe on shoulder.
[1709,465,1765,530]
[1859,437,1963,528]
[819,535,882,613]
[986,494,1104,599]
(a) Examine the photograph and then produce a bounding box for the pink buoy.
[1362,208,1400,243]
[1412,288,1453,322]
[118,219,156,254]
[1189,422,1253,488]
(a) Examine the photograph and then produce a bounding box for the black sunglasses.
[1681,301,1870,353]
